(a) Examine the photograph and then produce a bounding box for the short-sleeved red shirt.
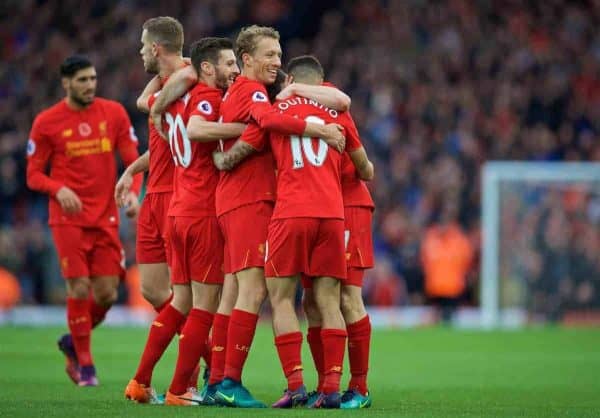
[340,114,374,209]
[146,92,174,194]
[268,95,362,220]
[165,82,222,218]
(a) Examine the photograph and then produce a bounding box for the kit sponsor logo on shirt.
[62,129,73,137]
[65,138,112,157]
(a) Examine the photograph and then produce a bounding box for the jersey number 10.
[291,116,328,169]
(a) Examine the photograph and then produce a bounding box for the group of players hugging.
[26,16,375,409]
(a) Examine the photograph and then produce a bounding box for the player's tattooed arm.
[187,116,246,142]
[136,76,161,113]
[277,83,351,111]
[349,147,374,181]
[150,66,198,138]
[213,140,256,171]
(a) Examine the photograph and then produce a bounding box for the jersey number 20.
[166,113,191,168]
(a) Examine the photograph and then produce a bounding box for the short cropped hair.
[235,25,279,58]
[60,55,93,78]
[142,16,184,53]
[190,37,234,73]
[286,55,324,81]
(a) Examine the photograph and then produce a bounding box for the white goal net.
[481,162,600,327]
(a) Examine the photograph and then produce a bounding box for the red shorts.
[265,218,346,280]
[136,192,172,264]
[218,202,273,274]
[301,207,373,289]
[345,206,374,269]
[169,216,224,285]
[51,225,124,279]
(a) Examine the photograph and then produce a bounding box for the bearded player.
[26,55,142,386]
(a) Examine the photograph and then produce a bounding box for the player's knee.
[141,284,169,308]
[243,281,267,310]
[94,286,118,306]
[251,286,268,310]
[66,278,91,299]
[340,289,359,316]
[302,294,320,322]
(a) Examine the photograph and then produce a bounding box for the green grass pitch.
[0,325,599,417]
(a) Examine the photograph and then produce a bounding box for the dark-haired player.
[26,55,142,386]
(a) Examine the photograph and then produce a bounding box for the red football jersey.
[215,76,309,217]
[269,95,362,220]
[340,114,375,209]
[26,98,141,226]
[146,93,174,194]
[166,82,222,217]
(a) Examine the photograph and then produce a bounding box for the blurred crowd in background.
[0,0,599,316]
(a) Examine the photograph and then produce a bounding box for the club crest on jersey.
[197,100,213,115]
[252,91,268,102]
[78,122,92,137]
[27,138,36,156]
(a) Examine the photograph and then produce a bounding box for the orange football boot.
[125,379,158,403]
[165,390,201,406]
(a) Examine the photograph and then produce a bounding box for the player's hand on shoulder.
[115,172,133,208]
[276,83,296,101]
[322,123,346,153]
[123,191,140,219]
[56,186,82,214]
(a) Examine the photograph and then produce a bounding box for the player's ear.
[61,77,70,91]
[151,42,159,57]
[285,74,294,86]
[200,61,214,76]
[242,52,252,68]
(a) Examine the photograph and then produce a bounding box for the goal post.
[481,162,600,328]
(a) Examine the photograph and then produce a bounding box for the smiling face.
[63,66,97,107]
[140,29,159,74]
[214,49,240,89]
[245,36,282,85]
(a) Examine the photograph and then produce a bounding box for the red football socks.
[203,335,212,369]
[134,304,185,386]
[67,297,93,366]
[88,295,110,328]
[208,313,229,385]
[307,326,325,391]
[321,328,347,394]
[169,309,214,395]
[223,309,258,382]
[153,292,173,314]
[275,332,304,391]
[347,315,371,395]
